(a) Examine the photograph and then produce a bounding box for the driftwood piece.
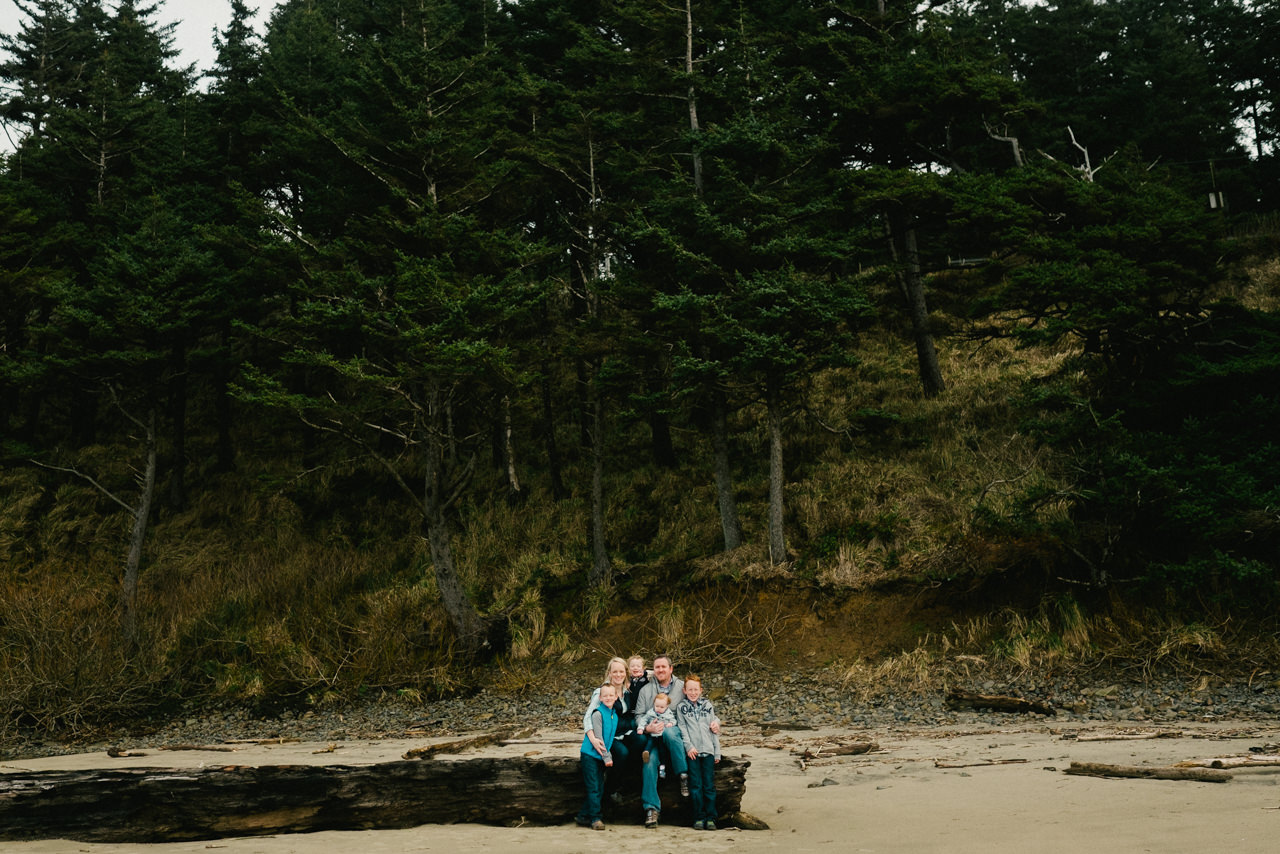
[1073,730,1184,742]
[793,742,879,760]
[158,744,238,753]
[1177,755,1280,770]
[935,758,1028,769]
[401,727,533,759]
[946,689,1055,716]
[0,756,752,843]
[1064,761,1231,783]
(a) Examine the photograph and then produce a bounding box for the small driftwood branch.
[1064,761,1231,782]
[935,758,1028,769]
[946,689,1055,716]
[1073,730,1184,742]
[105,748,147,758]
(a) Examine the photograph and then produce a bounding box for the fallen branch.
[1064,761,1231,783]
[946,689,1055,716]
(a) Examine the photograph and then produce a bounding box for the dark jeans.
[577,753,608,823]
[687,754,717,824]
[605,737,632,796]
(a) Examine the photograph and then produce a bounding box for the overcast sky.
[0,0,281,80]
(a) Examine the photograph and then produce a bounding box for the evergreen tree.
[249,0,537,657]
[1,0,204,642]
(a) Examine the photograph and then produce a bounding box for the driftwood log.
[1064,761,1231,783]
[1176,754,1280,770]
[945,689,1055,716]
[0,755,752,843]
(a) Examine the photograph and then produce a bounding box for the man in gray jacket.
[633,654,719,827]
[635,655,685,827]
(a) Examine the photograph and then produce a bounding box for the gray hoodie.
[675,696,721,761]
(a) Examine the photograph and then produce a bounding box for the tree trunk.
[0,756,753,842]
[645,364,677,469]
[712,388,742,550]
[889,215,945,398]
[588,375,612,588]
[422,388,487,659]
[766,377,787,565]
[685,0,704,194]
[540,367,567,500]
[167,344,188,510]
[120,407,157,648]
[500,394,522,503]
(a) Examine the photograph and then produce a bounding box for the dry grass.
[841,596,1280,701]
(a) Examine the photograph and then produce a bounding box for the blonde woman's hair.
[604,656,627,681]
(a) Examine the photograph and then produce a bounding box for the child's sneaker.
[679,773,690,797]
[659,764,666,779]
[705,820,716,830]
[693,820,705,830]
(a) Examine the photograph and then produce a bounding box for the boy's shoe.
[705,820,717,830]
[693,820,705,830]
[645,808,659,828]
[659,764,666,779]
[591,820,606,831]
[641,749,650,764]
[679,773,690,797]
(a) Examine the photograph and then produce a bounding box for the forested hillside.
[2,0,1278,735]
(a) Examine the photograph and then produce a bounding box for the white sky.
[0,0,281,79]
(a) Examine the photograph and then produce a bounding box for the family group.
[576,654,722,831]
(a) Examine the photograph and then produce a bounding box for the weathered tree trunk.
[422,385,487,658]
[120,406,157,647]
[500,394,522,503]
[766,377,787,565]
[214,325,236,473]
[539,367,568,500]
[888,213,945,398]
[167,344,188,510]
[685,0,703,194]
[588,377,612,588]
[0,757,753,843]
[711,388,742,551]
[645,363,677,469]
[1064,762,1231,783]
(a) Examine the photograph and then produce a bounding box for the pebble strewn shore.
[4,668,1278,761]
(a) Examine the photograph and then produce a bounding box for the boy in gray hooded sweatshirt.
[674,674,721,830]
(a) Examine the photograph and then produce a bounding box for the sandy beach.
[4,718,1278,854]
